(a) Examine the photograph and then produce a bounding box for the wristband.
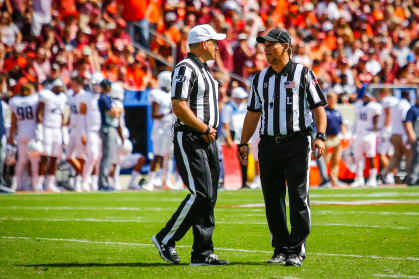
[203,126,211,135]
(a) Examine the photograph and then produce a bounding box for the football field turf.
[1,187,418,278]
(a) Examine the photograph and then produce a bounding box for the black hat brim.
[256,35,280,43]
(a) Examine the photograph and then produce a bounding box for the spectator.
[324,92,347,187]
[232,33,252,80]
[33,46,50,84]
[117,0,149,47]
[366,48,382,76]
[90,20,111,61]
[102,55,120,82]
[56,55,71,85]
[0,11,22,49]
[293,41,311,67]
[346,39,364,66]
[21,51,38,82]
[38,23,63,54]
[215,27,234,73]
[176,26,190,63]
[127,55,147,90]
[111,19,131,54]
[354,55,374,89]
[32,0,53,37]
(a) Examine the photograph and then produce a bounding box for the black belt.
[174,125,218,140]
[261,130,311,143]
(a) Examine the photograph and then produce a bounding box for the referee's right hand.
[203,127,217,143]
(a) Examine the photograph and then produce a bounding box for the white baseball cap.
[231,87,248,99]
[187,24,227,45]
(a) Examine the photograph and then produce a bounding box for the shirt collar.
[187,53,209,70]
[266,58,294,77]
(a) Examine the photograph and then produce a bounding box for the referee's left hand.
[313,139,325,159]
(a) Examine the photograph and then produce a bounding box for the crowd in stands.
[0,0,419,102]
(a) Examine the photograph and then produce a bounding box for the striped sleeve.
[304,69,327,110]
[247,74,262,112]
[171,65,194,101]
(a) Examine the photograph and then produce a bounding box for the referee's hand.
[203,127,217,143]
[238,145,249,166]
[313,139,326,159]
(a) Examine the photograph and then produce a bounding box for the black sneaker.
[267,253,287,264]
[98,186,115,191]
[318,180,332,188]
[190,254,230,266]
[285,254,303,266]
[152,235,180,264]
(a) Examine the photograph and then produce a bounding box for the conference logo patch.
[312,79,318,86]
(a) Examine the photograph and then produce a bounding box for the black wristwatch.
[316,132,327,141]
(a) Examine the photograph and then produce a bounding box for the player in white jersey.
[65,74,87,192]
[36,78,68,192]
[377,88,399,182]
[146,71,181,191]
[350,92,382,187]
[8,83,40,191]
[79,72,104,191]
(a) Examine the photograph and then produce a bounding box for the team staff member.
[238,29,327,267]
[152,24,230,267]
[404,95,419,186]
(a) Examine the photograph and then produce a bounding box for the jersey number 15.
[17,106,34,120]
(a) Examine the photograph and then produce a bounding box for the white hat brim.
[211,33,227,41]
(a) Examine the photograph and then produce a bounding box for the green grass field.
[1,186,419,278]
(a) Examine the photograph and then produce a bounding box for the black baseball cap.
[100,79,112,89]
[256,28,291,44]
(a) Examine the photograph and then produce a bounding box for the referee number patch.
[176,75,186,82]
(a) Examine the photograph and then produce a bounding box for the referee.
[152,24,229,266]
[238,29,328,266]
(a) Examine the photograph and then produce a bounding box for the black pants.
[156,129,220,258]
[259,135,311,257]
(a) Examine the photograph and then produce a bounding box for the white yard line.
[2,218,413,229]
[315,211,419,215]
[1,236,419,262]
[373,274,419,278]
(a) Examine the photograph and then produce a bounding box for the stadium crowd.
[1,0,419,192]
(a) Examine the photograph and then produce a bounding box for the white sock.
[75,175,82,190]
[37,176,45,190]
[113,165,121,189]
[130,170,140,185]
[47,175,55,188]
[92,175,98,191]
[369,168,377,180]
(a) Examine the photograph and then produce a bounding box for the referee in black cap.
[238,29,328,266]
[152,24,229,266]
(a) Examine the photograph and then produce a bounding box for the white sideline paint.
[2,236,419,262]
[315,211,419,215]
[373,274,419,278]
[2,218,412,229]
[229,200,419,207]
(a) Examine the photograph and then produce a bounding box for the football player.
[36,78,68,192]
[351,91,382,187]
[8,83,40,191]
[66,73,87,192]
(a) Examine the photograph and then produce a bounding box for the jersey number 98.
[17,106,34,120]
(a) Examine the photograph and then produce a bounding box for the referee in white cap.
[152,24,229,266]
[238,29,328,266]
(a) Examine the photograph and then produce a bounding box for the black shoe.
[267,253,287,264]
[318,180,332,188]
[239,185,251,190]
[152,235,180,264]
[285,254,303,266]
[190,254,230,266]
[98,186,115,191]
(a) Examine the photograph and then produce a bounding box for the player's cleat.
[82,182,90,192]
[318,180,332,188]
[249,175,261,189]
[267,253,287,264]
[285,254,303,266]
[98,186,116,191]
[367,178,377,187]
[152,235,180,264]
[190,254,230,266]
[46,184,61,193]
[163,180,181,191]
[142,181,154,191]
[350,178,365,188]
[0,185,14,194]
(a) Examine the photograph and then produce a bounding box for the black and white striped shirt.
[247,59,327,136]
[171,53,219,129]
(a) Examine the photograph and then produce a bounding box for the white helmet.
[158,71,172,91]
[5,144,17,166]
[122,127,130,139]
[110,82,125,101]
[120,139,133,155]
[89,71,105,92]
[27,139,44,158]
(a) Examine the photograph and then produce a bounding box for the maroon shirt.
[111,33,131,53]
[91,32,110,58]
[217,39,234,72]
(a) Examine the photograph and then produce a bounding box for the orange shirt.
[127,67,146,89]
[117,0,148,22]
[324,36,337,50]
[4,57,27,72]
[102,69,118,82]
[148,0,162,24]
